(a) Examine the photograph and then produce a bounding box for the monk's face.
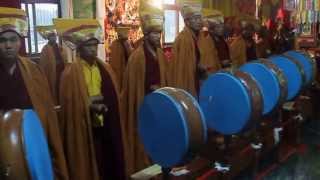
[79,39,98,59]
[242,24,255,39]
[48,33,57,44]
[147,31,161,48]
[0,31,21,61]
[208,21,224,37]
[186,14,203,33]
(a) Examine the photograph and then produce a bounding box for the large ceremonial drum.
[138,87,207,168]
[0,109,54,180]
[239,60,288,115]
[284,51,317,86]
[269,55,305,101]
[199,70,263,135]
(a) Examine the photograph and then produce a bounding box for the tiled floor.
[263,120,320,180]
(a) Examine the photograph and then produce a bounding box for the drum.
[138,87,207,168]
[199,70,263,135]
[284,51,317,86]
[0,109,54,180]
[269,55,305,101]
[239,59,288,115]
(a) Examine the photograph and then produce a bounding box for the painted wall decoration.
[234,0,257,16]
[105,0,143,58]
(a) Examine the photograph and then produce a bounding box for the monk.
[199,8,230,75]
[229,17,259,67]
[256,25,272,58]
[55,19,125,180]
[0,7,68,180]
[38,25,65,104]
[171,0,204,96]
[121,0,169,175]
[109,25,134,90]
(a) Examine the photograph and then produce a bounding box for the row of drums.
[138,50,317,168]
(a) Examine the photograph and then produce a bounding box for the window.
[21,0,60,54]
[163,0,185,44]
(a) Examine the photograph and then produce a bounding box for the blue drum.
[138,87,207,168]
[240,60,288,115]
[284,51,317,86]
[269,55,305,101]
[0,109,54,180]
[199,70,263,135]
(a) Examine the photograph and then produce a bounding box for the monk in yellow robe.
[55,19,126,180]
[171,0,204,96]
[0,7,68,180]
[37,25,66,104]
[109,26,134,90]
[199,9,231,74]
[256,25,271,58]
[229,16,259,68]
[121,1,169,175]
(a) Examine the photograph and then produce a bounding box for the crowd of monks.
[0,0,294,179]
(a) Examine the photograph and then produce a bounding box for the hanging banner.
[73,0,96,18]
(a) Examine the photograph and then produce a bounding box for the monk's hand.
[90,103,108,115]
[221,59,231,67]
[198,64,208,80]
[90,95,104,104]
[150,84,160,91]
[89,96,108,114]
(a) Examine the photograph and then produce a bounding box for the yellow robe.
[121,42,168,176]
[198,32,222,74]
[39,44,66,104]
[109,39,132,90]
[59,57,126,180]
[229,36,247,68]
[171,27,199,97]
[19,57,69,180]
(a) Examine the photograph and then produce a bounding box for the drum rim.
[232,70,263,133]
[285,50,317,87]
[138,91,189,167]
[0,109,31,179]
[270,55,305,100]
[157,88,207,161]
[257,59,288,112]
[200,71,253,134]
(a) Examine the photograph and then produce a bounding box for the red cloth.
[0,0,20,8]
[0,63,33,111]
[144,43,161,94]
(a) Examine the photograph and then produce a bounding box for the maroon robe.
[212,36,231,67]
[246,38,257,61]
[143,43,161,95]
[0,63,32,110]
[93,62,126,180]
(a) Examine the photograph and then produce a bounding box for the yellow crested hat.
[115,26,131,38]
[178,0,202,19]
[53,18,103,47]
[0,7,27,37]
[139,0,164,33]
[202,8,224,23]
[36,25,56,39]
